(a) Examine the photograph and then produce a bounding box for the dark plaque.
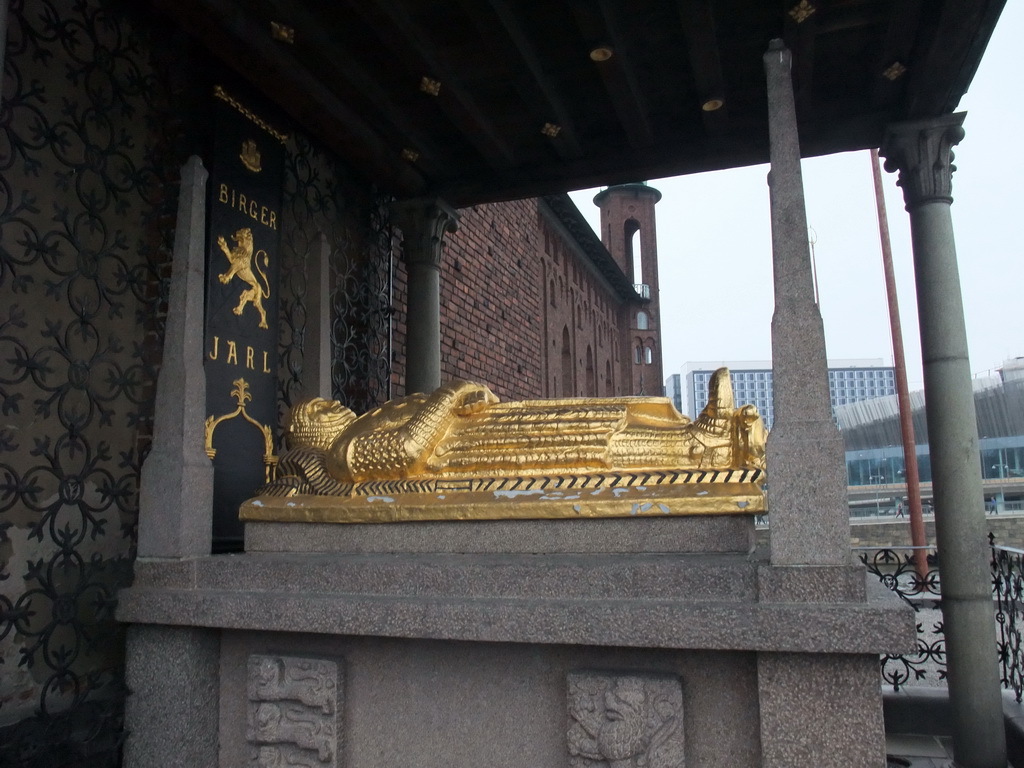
[204,86,287,551]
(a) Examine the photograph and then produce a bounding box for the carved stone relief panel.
[247,655,342,767]
[567,672,685,768]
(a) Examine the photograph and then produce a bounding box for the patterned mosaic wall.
[0,1,183,763]
[278,135,392,419]
[0,1,391,763]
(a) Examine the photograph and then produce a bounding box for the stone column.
[391,199,459,395]
[881,113,1007,768]
[137,156,214,557]
[299,233,333,400]
[762,40,850,565]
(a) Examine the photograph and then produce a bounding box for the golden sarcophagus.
[242,368,766,524]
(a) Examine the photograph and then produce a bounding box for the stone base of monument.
[117,517,914,767]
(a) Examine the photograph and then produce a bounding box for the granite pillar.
[300,233,333,400]
[391,198,459,395]
[881,113,1007,768]
[758,653,886,767]
[123,625,220,768]
[137,156,214,557]
[762,40,850,565]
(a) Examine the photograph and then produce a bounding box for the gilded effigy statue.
[242,368,766,524]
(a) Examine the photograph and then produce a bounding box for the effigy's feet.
[690,368,735,437]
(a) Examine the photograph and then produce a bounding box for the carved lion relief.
[247,655,342,767]
[567,672,685,768]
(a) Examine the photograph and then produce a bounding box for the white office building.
[683,359,897,429]
[664,373,683,413]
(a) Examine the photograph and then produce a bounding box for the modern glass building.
[838,369,1024,511]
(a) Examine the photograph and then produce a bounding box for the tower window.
[636,311,649,330]
[625,219,643,286]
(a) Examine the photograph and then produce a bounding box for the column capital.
[391,197,459,269]
[880,113,966,210]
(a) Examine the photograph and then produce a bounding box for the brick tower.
[593,183,664,396]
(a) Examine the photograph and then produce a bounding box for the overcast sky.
[568,2,1022,394]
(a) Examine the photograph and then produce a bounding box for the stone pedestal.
[118,516,913,767]
[123,625,220,768]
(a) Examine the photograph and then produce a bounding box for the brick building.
[392,185,664,402]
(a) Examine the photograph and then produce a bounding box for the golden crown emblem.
[239,139,262,173]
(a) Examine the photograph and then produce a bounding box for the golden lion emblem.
[217,227,270,329]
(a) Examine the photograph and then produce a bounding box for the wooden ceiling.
[152,0,1006,206]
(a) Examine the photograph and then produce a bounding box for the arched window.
[550,279,556,307]
[624,218,642,285]
[634,346,643,365]
[561,326,573,397]
[644,346,653,365]
[636,311,649,330]
[585,346,596,396]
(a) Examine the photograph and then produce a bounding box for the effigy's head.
[285,397,357,451]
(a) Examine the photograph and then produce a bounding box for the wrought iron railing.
[859,537,1024,703]
[856,546,946,691]
[992,536,1024,702]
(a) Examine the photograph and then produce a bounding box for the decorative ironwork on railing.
[860,537,1024,703]
[633,283,651,299]
[991,535,1024,703]
[856,546,945,691]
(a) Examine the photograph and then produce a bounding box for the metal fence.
[992,537,1024,702]
[858,536,1024,702]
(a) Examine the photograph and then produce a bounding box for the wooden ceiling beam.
[869,0,923,113]
[595,0,656,146]
[469,0,585,161]
[152,0,425,197]
[355,0,517,172]
[902,0,1006,118]
[814,9,878,35]
[565,0,654,150]
[443,134,766,206]
[262,0,448,178]
[444,109,888,207]
[782,0,817,121]
[676,0,730,137]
